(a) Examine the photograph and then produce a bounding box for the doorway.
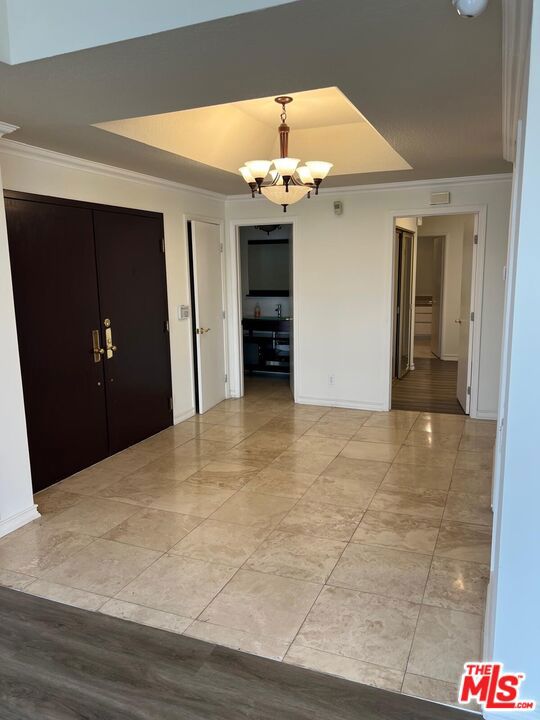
[187,219,227,414]
[391,212,478,415]
[237,223,294,397]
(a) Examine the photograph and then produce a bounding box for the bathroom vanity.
[242,316,291,375]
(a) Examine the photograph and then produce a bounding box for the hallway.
[392,358,464,415]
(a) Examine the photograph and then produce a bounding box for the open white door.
[430,236,445,358]
[456,215,477,413]
[190,220,226,414]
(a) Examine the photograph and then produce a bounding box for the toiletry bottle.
[254,303,261,318]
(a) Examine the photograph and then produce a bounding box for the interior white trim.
[386,204,488,418]
[0,122,19,138]
[295,396,387,412]
[0,504,40,539]
[173,408,195,425]
[0,138,226,200]
[502,0,532,162]
[226,173,513,201]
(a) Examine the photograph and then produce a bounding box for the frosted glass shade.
[270,169,284,185]
[244,160,272,179]
[305,161,333,180]
[261,184,310,207]
[296,165,314,185]
[272,157,300,176]
[239,166,255,183]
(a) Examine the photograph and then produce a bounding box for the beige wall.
[227,180,511,418]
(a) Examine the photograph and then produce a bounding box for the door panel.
[190,221,226,413]
[394,230,414,379]
[6,198,108,491]
[93,210,172,453]
[431,236,445,358]
[457,216,477,413]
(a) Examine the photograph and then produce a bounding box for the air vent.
[430,191,451,205]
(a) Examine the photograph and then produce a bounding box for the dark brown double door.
[5,192,172,492]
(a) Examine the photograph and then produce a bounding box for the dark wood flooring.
[392,358,465,415]
[0,587,475,720]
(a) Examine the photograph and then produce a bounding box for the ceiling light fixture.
[239,96,333,212]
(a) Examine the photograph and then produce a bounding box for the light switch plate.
[178,305,190,320]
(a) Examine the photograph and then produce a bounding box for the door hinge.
[168,396,173,411]
[220,243,224,253]
[224,373,228,383]
[164,319,169,332]
[470,311,475,322]
[222,310,226,319]
[474,234,478,245]
[467,385,471,396]
[161,237,165,253]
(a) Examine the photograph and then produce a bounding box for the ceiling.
[0,0,511,194]
[96,87,411,176]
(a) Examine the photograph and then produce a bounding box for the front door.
[6,198,109,491]
[93,210,172,453]
[189,220,226,413]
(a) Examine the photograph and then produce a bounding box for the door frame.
[386,205,487,418]
[393,227,415,379]
[226,216,298,401]
[183,214,228,414]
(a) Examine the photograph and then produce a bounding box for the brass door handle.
[104,319,118,358]
[197,327,211,334]
[91,330,105,363]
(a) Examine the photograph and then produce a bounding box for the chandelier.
[239,96,333,212]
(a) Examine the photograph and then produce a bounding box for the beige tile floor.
[0,376,495,709]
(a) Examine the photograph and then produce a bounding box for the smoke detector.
[452,0,489,18]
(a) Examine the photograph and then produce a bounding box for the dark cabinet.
[243,318,291,374]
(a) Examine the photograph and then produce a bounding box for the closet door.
[5,197,108,491]
[93,210,172,453]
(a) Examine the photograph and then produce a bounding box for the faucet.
[275,303,282,318]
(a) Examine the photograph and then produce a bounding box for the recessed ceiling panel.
[95,87,411,177]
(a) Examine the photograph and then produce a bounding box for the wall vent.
[430,191,451,205]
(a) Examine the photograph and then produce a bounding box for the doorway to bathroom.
[236,223,294,398]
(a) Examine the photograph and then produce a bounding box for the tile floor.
[0,376,495,710]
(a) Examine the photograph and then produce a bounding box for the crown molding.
[0,139,226,201]
[502,0,533,163]
[226,173,513,201]
[0,122,20,138]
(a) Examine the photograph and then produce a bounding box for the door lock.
[103,318,118,358]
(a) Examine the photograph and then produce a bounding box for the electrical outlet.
[328,374,336,386]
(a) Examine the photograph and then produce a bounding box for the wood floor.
[0,587,474,720]
[392,358,465,415]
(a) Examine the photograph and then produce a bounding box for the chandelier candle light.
[239,96,333,212]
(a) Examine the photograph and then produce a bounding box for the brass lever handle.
[196,327,211,334]
[91,330,105,363]
[104,319,118,358]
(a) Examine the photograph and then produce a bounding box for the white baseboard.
[295,395,387,412]
[440,354,459,361]
[174,407,195,424]
[0,504,40,539]
[472,410,498,421]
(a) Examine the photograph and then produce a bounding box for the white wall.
[0,141,226,425]
[485,5,540,715]
[226,178,511,416]
[0,164,39,536]
[419,214,475,360]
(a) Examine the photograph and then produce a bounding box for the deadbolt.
[104,318,111,328]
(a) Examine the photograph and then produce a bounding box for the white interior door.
[456,215,477,413]
[430,236,445,358]
[191,220,226,414]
